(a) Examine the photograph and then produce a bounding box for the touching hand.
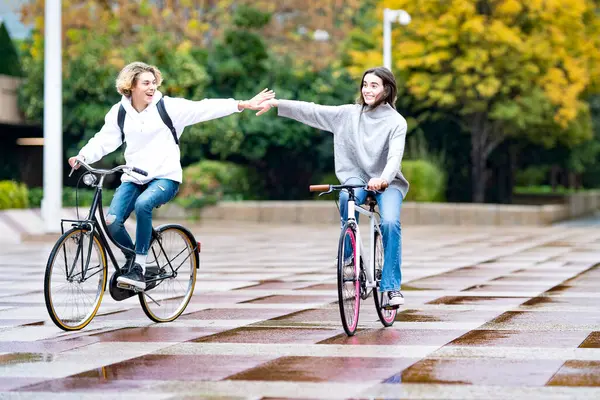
[256,98,279,116]
[367,178,388,191]
[239,88,275,111]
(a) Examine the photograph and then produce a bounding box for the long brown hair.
[357,67,397,110]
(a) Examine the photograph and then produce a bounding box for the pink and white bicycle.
[310,183,398,336]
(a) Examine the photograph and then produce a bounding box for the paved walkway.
[0,220,599,398]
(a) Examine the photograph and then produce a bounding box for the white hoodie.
[78,91,242,184]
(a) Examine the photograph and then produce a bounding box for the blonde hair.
[115,62,163,97]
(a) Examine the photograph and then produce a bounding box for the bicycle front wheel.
[337,222,361,336]
[139,225,198,323]
[44,228,107,331]
[373,229,396,326]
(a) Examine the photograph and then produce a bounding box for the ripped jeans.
[106,179,179,258]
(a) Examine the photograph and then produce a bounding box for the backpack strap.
[117,104,126,144]
[156,98,179,145]
[117,99,178,146]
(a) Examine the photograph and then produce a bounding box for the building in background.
[0,13,41,188]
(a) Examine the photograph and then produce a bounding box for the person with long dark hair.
[257,67,408,306]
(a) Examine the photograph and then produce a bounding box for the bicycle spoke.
[140,227,196,322]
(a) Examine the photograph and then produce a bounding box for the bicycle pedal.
[116,282,143,292]
[361,288,373,300]
[382,304,400,311]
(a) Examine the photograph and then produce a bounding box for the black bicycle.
[44,160,200,331]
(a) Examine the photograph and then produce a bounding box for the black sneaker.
[117,263,145,290]
[387,290,404,306]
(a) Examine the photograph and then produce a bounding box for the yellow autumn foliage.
[348,0,600,130]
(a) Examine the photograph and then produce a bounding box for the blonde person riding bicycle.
[68,61,274,290]
[257,66,408,307]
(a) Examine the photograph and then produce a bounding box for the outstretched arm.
[166,89,275,127]
[256,98,347,133]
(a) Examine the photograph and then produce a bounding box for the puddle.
[22,321,46,327]
[401,358,565,386]
[0,353,54,365]
[546,360,600,386]
[521,296,554,307]
[239,295,275,304]
[579,331,600,348]
[449,329,590,348]
[395,310,440,322]
[401,284,435,291]
[546,284,569,293]
[484,311,523,325]
[449,330,514,346]
[427,296,527,306]
[544,241,573,247]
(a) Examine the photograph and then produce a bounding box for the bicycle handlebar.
[309,181,389,193]
[309,184,331,192]
[69,159,148,178]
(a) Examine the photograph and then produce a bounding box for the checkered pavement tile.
[0,221,599,398]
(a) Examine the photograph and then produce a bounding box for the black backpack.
[117,98,179,145]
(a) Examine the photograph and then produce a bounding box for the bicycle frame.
[60,173,134,276]
[61,162,199,287]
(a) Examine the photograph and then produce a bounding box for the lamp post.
[383,8,411,71]
[42,0,62,232]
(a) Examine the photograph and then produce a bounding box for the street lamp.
[383,8,411,71]
[42,0,62,232]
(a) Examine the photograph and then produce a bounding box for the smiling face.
[131,71,157,109]
[361,73,385,106]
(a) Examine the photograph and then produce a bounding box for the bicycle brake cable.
[75,172,86,222]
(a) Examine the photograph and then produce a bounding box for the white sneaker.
[386,290,404,306]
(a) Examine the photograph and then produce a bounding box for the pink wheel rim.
[346,228,360,331]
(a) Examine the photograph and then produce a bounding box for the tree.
[20,0,234,48]
[347,0,600,202]
[183,6,358,199]
[0,22,22,77]
[19,18,210,180]
[17,2,358,197]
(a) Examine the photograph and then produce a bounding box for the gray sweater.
[278,100,409,198]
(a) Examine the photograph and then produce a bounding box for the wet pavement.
[0,220,599,398]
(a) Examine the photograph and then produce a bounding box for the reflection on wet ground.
[1,222,600,397]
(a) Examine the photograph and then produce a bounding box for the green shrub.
[514,185,582,194]
[177,160,263,208]
[402,160,446,202]
[28,187,43,208]
[0,181,29,209]
[63,188,114,207]
[27,187,114,208]
[515,165,550,187]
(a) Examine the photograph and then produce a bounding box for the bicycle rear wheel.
[44,228,107,331]
[139,225,198,322]
[337,222,361,336]
[373,229,396,326]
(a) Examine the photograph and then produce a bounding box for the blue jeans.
[339,181,403,292]
[106,179,179,257]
